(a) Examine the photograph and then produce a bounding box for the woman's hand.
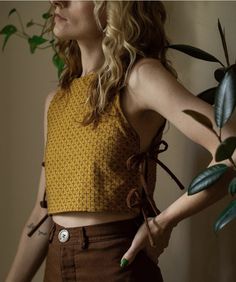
[120,214,175,267]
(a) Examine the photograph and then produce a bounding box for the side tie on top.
[125,120,185,247]
[27,162,49,237]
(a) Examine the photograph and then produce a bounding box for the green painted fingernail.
[120,258,129,268]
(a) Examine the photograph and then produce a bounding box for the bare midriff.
[52,211,138,227]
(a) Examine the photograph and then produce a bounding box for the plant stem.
[212,128,219,139]
[218,127,222,142]
[32,22,44,28]
[218,61,225,68]
[51,43,57,54]
[37,45,52,49]
[15,31,28,39]
[40,6,52,36]
[41,27,53,36]
[228,157,236,168]
[15,10,28,38]
[216,127,236,168]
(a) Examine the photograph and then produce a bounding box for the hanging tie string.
[27,161,49,237]
[125,122,185,248]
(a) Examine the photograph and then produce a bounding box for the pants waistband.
[48,214,144,248]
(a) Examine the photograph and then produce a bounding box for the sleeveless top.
[44,71,166,215]
[27,72,185,247]
[45,72,142,215]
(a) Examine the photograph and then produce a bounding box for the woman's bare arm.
[120,58,236,265]
[5,90,57,282]
[5,192,53,282]
[132,58,236,223]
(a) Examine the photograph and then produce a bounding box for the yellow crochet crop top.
[44,72,167,217]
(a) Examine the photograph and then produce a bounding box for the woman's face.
[50,0,106,40]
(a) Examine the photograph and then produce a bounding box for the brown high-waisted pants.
[43,215,163,282]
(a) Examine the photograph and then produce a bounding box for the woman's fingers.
[143,218,173,262]
[120,217,172,268]
[120,222,147,267]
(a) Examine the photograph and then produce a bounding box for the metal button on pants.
[58,229,70,242]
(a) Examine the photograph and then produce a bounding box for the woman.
[5,1,236,281]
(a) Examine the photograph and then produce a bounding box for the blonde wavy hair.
[51,0,177,129]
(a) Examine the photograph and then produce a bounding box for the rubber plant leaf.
[214,199,236,232]
[188,164,229,195]
[215,136,236,162]
[214,66,236,128]
[229,177,236,197]
[167,44,222,64]
[217,18,230,67]
[214,67,227,83]
[197,87,217,105]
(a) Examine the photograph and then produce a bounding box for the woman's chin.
[53,29,71,41]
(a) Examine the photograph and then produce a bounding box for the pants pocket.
[73,236,134,282]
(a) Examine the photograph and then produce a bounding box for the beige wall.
[0,1,235,282]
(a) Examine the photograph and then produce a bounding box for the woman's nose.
[50,0,68,9]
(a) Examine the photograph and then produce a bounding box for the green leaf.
[8,8,17,18]
[26,20,34,28]
[182,109,214,131]
[214,66,236,128]
[42,12,52,19]
[197,87,217,105]
[0,24,17,35]
[217,19,230,67]
[167,44,222,64]
[28,35,48,53]
[215,136,236,161]
[52,53,65,78]
[214,199,236,232]
[188,164,228,195]
[0,24,17,51]
[214,67,227,83]
[229,177,236,196]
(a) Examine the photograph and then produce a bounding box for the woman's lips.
[54,13,67,21]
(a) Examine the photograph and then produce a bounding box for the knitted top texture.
[44,72,159,215]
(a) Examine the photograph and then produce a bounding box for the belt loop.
[80,227,89,249]
[48,222,56,243]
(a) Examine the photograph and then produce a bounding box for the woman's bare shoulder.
[45,88,58,107]
[127,57,163,85]
[43,88,59,143]
[125,57,165,106]
[124,57,172,123]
